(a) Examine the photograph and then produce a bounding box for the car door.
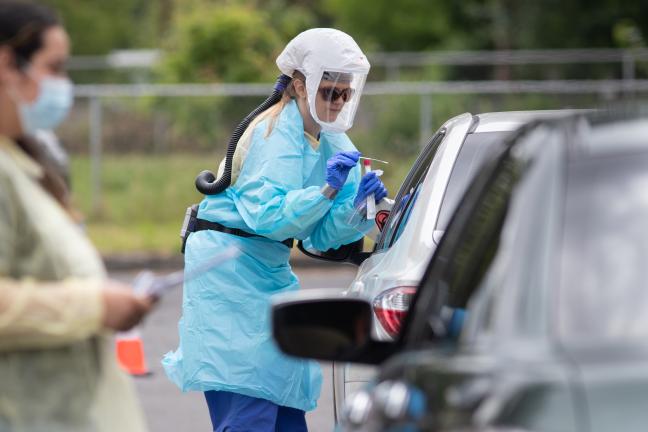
[348,113,475,332]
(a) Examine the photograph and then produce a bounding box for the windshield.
[436,131,511,232]
[559,152,648,341]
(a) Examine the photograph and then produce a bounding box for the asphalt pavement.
[114,264,358,432]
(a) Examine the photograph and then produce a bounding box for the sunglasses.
[318,86,355,103]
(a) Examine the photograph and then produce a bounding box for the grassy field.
[70,154,209,254]
[70,153,413,254]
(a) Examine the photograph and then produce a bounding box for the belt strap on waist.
[194,218,294,248]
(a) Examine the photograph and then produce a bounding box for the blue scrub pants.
[204,391,308,432]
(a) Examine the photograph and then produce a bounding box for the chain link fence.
[56,79,648,215]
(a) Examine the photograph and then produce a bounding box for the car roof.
[501,109,648,159]
[575,116,648,157]
[472,109,583,133]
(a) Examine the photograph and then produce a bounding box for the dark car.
[273,109,648,431]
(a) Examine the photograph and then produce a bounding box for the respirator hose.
[195,74,292,195]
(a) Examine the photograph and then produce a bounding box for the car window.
[559,152,648,342]
[466,126,564,344]
[376,130,445,251]
[436,131,511,232]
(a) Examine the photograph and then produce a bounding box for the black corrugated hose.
[194,74,293,195]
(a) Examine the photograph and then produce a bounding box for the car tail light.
[373,286,417,337]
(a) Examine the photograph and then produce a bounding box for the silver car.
[329,110,576,421]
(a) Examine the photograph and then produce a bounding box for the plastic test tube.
[363,159,376,220]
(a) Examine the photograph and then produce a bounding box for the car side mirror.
[272,291,397,364]
[297,238,371,266]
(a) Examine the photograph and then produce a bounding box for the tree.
[323,0,648,52]
[159,0,318,83]
[160,4,280,83]
[41,0,159,54]
[322,0,463,51]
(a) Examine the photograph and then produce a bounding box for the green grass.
[70,153,413,254]
[70,154,212,254]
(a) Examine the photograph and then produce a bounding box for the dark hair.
[0,1,69,209]
[0,1,60,68]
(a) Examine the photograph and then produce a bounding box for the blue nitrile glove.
[353,171,388,208]
[446,308,467,339]
[398,192,411,211]
[326,150,361,190]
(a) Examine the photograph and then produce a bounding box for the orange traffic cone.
[115,329,151,376]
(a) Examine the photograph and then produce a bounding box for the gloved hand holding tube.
[363,159,376,219]
[325,150,361,190]
[354,171,388,210]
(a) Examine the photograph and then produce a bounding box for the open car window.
[376,130,446,251]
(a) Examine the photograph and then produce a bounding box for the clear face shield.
[305,69,367,133]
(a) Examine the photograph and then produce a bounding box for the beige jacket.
[0,137,148,432]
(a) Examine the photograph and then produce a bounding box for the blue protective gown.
[163,100,373,412]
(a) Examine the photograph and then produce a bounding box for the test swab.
[359,156,389,165]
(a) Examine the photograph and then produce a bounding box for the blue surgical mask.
[18,76,74,134]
